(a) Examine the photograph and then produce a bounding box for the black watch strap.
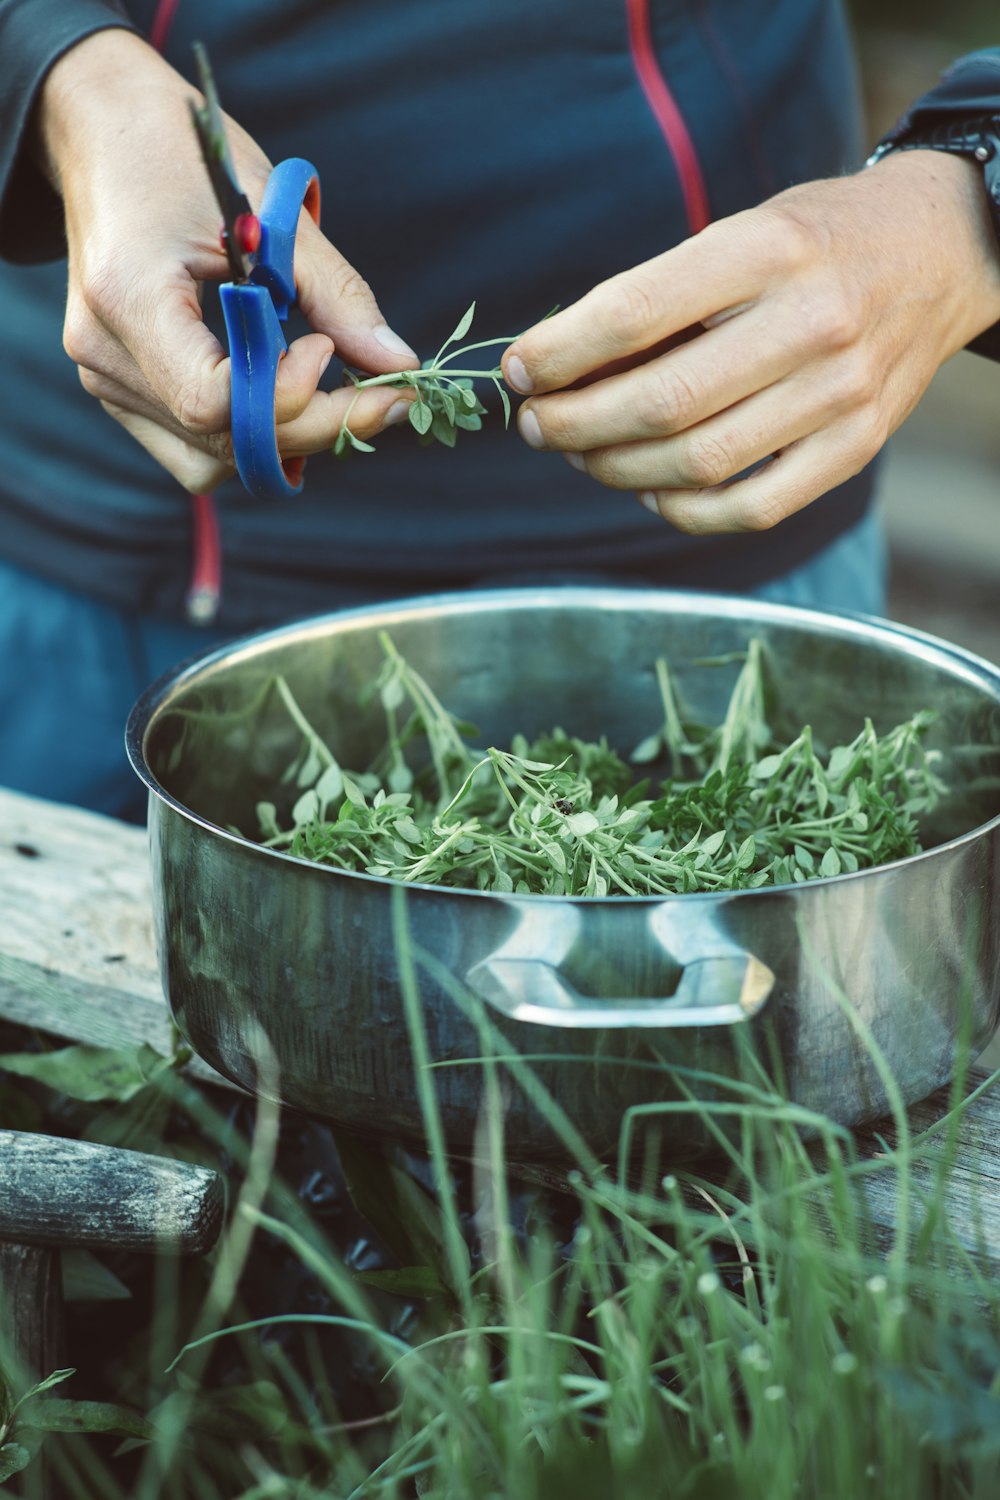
[867,113,1000,250]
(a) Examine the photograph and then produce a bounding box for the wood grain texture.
[0,1243,62,1385]
[0,787,232,1087]
[0,1131,223,1255]
[849,1069,1000,1270]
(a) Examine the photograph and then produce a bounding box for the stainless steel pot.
[126,589,1000,1162]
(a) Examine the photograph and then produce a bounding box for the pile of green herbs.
[256,633,946,895]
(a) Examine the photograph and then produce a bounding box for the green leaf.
[430,411,457,448]
[315,762,344,807]
[255,801,281,839]
[0,1045,167,1105]
[630,733,663,765]
[820,846,842,878]
[442,301,476,348]
[736,834,756,870]
[20,1399,153,1440]
[291,788,320,826]
[82,1081,171,1153]
[387,761,414,793]
[0,1444,30,1482]
[11,1370,75,1414]
[332,1132,470,1296]
[294,743,322,788]
[342,775,368,808]
[498,383,512,428]
[566,811,600,837]
[409,400,433,435]
[347,430,376,454]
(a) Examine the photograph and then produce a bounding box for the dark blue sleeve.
[873,47,1000,361]
[0,0,136,264]
[879,47,1000,139]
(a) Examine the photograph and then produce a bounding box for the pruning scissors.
[190,43,320,502]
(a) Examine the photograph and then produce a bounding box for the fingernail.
[506,355,534,394]
[519,408,544,450]
[385,399,411,426]
[374,324,418,360]
[319,352,332,378]
[639,491,661,515]
[565,452,587,473]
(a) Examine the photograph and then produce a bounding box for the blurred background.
[848,2,1000,663]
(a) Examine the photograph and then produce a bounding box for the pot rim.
[125,585,1000,901]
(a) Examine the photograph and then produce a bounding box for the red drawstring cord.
[151,0,223,623]
[149,0,181,53]
[186,492,222,623]
[625,0,711,235]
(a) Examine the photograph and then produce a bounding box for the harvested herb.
[254,635,946,896]
[333,302,523,456]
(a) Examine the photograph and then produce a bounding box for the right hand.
[38,29,418,492]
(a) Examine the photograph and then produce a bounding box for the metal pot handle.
[465,952,774,1030]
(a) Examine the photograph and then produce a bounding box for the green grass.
[2,905,1000,1499]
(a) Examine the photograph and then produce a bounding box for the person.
[1,1,999,819]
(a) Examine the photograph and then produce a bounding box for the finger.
[273,333,334,424]
[82,325,333,443]
[142,278,235,435]
[293,213,420,377]
[568,364,856,493]
[101,400,235,493]
[71,262,235,439]
[78,365,236,466]
[517,310,804,454]
[503,213,777,394]
[276,382,416,458]
[641,419,876,536]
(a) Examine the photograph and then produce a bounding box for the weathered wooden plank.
[0,787,232,1087]
[0,1242,62,1387]
[0,1131,222,1255]
[848,1070,1000,1269]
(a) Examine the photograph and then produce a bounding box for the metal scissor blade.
[190,41,254,282]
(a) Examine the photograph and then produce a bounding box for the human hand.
[39,29,418,493]
[503,153,1000,534]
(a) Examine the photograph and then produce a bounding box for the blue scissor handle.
[222,157,320,501]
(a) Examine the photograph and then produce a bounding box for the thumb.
[293,212,419,376]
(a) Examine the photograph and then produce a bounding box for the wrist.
[867,149,1000,347]
[38,29,186,192]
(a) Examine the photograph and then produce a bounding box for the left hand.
[502,152,1000,534]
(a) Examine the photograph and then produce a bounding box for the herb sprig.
[333,303,522,457]
[251,636,946,897]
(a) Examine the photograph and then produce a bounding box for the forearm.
[0,0,135,264]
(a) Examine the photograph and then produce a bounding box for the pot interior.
[133,589,1000,857]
